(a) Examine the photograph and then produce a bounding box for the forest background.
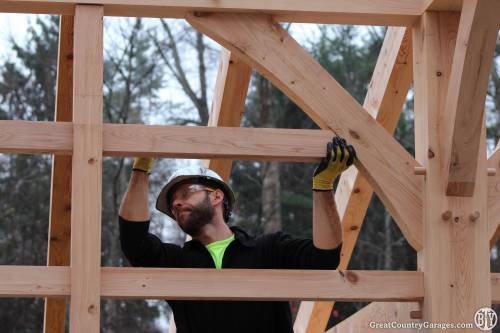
[0,14,499,332]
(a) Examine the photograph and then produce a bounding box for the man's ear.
[210,188,225,206]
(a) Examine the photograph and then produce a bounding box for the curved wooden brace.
[186,12,423,251]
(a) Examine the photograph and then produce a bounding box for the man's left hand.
[312,136,356,191]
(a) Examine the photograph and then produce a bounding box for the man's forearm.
[119,171,150,221]
[312,190,342,249]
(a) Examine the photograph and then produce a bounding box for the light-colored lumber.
[0,266,423,301]
[102,124,334,161]
[43,14,74,333]
[444,0,500,196]
[423,0,463,11]
[187,13,423,251]
[0,0,423,25]
[327,302,421,333]
[0,120,73,154]
[488,144,500,246]
[294,26,413,333]
[5,266,500,303]
[413,10,491,328]
[0,121,372,162]
[204,49,252,180]
[69,5,103,333]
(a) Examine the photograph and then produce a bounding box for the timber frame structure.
[1,1,500,332]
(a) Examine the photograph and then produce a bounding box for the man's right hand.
[132,157,155,174]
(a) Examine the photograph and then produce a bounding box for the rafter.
[0,0,423,25]
[204,49,252,180]
[187,12,423,250]
[294,26,413,333]
[444,0,500,196]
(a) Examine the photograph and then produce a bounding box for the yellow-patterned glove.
[312,136,356,191]
[132,157,155,174]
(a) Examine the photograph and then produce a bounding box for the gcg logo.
[474,307,498,330]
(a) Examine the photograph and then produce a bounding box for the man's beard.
[177,193,215,237]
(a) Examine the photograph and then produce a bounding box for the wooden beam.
[6,266,500,303]
[0,266,423,301]
[444,0,500,196]
[69,5,103,333]
[187,13,423,251]
[413,10,491,328]
[0,120,360,161]
[204,49,252,180]
[326,302,421,332]
[294,27,414,333]
[423,0,463,11]
[0,120,73,155]
[0,0,423,25]
[488,144,500,246]
[43,14,74,333]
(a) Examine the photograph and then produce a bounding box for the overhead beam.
[422,0,463,11]
[0,0,423,25]
[444,0,500,196]
[0,266,423,301]
[0,121,346,162]
[326,302,421,332]
[187,13,423,251]
[294,27,414,333]
[69,5,103,333]
[43,14,74,333]
[204,49,252,180]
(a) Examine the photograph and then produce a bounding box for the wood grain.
[444,0,500,196]
[69,5,103,333]
[204,49,252,180]
[327,302,421,332]
[187,13,423,251]
[43,14,74,333]
[3,266,500,303]
[0,0,423,25]
[294,27,414,333]
[413,10,491,328]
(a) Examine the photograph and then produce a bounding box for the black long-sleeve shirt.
[119,217,342,333]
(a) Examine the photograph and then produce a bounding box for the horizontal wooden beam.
[0,266,423,301]
[0,120,337,162]
[0,0,423,25]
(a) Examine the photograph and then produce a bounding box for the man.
[119,136,356,333]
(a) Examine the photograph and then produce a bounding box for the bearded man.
[118,136,356,333]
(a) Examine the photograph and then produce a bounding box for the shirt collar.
[184,225,256,249]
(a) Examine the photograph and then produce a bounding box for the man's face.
[170,183,215,236]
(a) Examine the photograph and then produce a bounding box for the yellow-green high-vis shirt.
[205,234,235,269]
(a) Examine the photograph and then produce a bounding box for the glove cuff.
[312,177,334,191]
[132,157,155,174]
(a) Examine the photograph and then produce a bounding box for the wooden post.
[204,48,252,180]
[294,27,413,333]
[43,14,74,333]
[69,5,103,333]
[413,10,491,330]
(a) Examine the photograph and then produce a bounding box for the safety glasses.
[169,184,215,208]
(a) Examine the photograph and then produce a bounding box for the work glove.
[312,136,356,191]
[132,157,155,174]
